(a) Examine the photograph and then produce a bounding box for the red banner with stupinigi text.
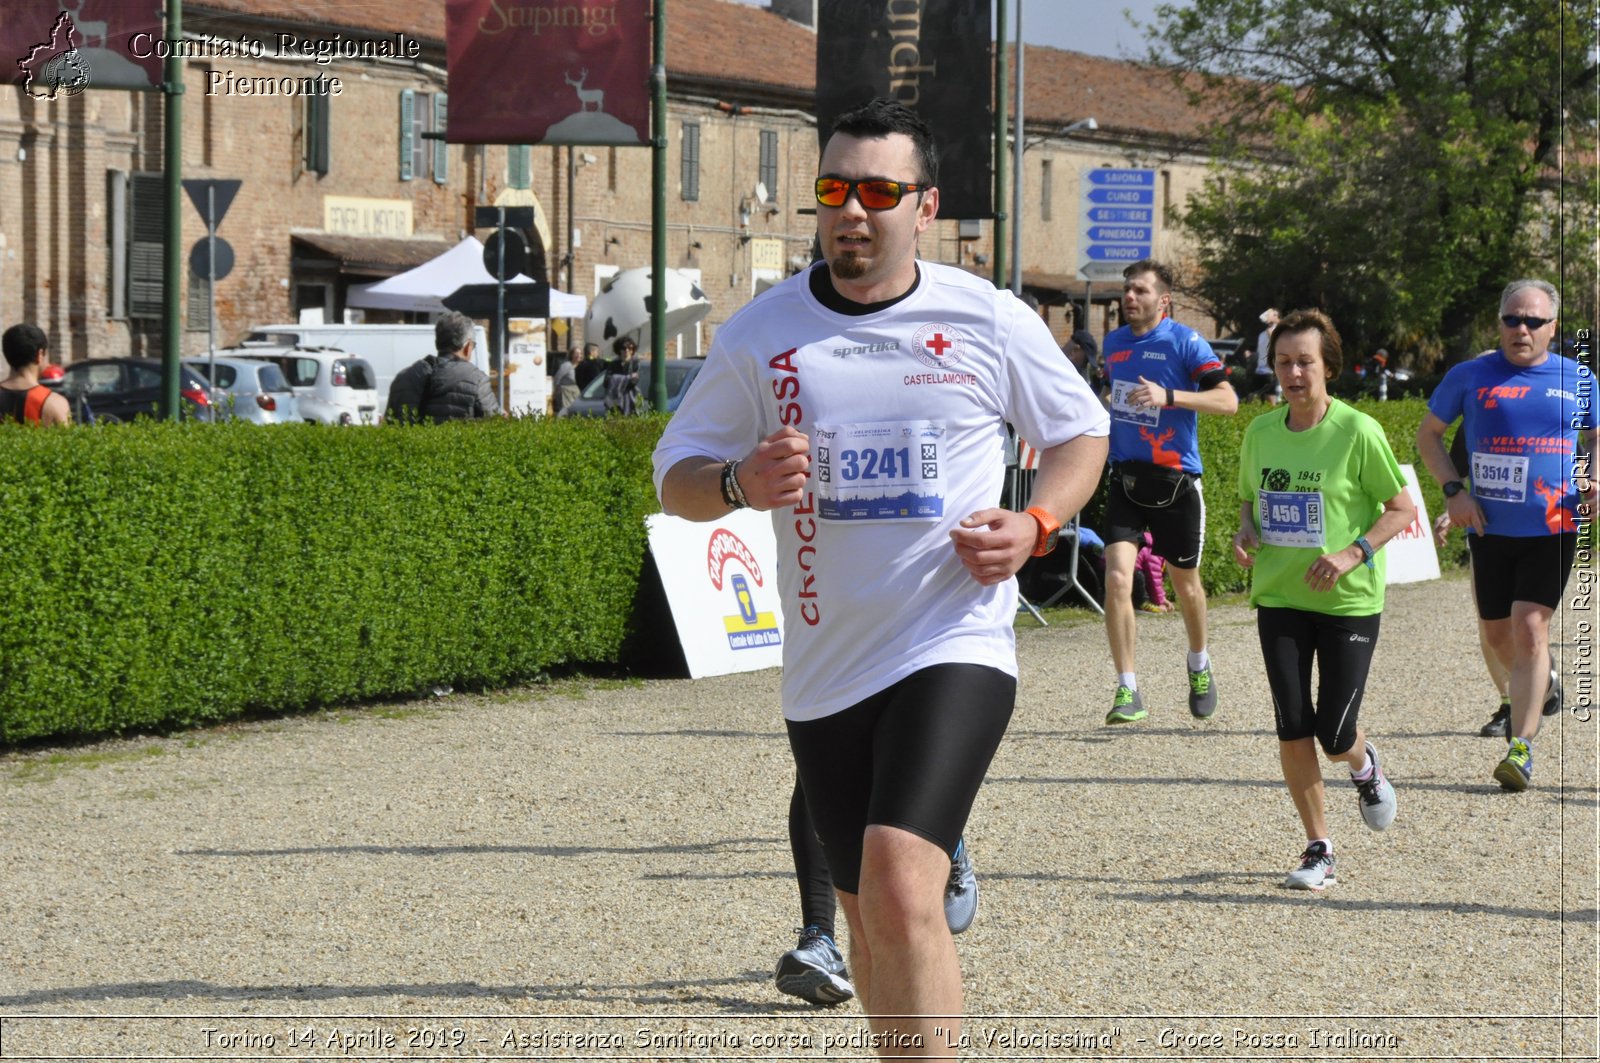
[445,0,649,146]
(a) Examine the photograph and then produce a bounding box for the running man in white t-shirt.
[653,99,1107,1056]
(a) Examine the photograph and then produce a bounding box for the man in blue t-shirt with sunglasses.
[1418,279,1595,792]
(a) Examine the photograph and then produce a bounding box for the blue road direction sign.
[1078,168,1155,281]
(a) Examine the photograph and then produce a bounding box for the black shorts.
[785,663,1016,895]
[1257,606,1381,756]
[1103,462,1208,569]
[1468,532,1579,619]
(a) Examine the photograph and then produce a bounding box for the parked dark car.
[559,357,706,418]
[58,357,213,422]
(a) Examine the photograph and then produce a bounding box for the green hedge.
[0,416,664,745]
[1079,397,1452,597]
[0,398,1455,745]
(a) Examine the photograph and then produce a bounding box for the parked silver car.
[226,346,381,425]
[185,356,300,424]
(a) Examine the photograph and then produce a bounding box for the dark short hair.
[613,336,637,356]
[1269,308,1344,379]
[828,98,939,188]
[1122,259,1174,292]
[2,323,48,370]
[435,311,474,354]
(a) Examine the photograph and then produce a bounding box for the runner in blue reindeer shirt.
[1096,259,1238,728]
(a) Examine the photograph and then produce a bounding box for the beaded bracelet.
[720,459,749,510]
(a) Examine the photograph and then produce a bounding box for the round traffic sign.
[483,228,530,281]
[189,237,235,281]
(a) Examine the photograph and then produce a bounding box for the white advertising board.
[506,322,549,416]
[646,510,785,678]
[1386,464,1442,585]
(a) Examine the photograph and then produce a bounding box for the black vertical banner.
[816,0,993,220]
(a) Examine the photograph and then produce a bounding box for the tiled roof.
[1018,44,1226,145]
[664,0,817,100]
[187,2,1215,143]
[188,1,439,43]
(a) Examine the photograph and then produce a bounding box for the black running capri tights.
[1257,606,1381,756]
[785,663,1016,895]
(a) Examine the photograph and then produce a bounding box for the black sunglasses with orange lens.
[814,177,926,211]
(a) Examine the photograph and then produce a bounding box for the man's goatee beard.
[829,254,867,280]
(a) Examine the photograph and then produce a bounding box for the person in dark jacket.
[603,336,641,415]
[385,311,502,423]
[574,342,604,391]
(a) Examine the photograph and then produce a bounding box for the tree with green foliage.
[1148,0,1597,368]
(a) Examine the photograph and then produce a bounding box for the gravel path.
[2,571,1595,1060]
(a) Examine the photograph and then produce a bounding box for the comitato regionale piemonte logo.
[18,12,90,99]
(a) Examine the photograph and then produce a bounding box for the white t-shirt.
[1255,329,1273,375]
[653,262,1109,721]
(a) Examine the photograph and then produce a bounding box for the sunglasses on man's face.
[814,177,925,211]
[1501,314,1553,330]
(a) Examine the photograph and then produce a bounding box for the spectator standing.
[603,337,641,415]
[574,342,604,391]
[553,348,581,414]
[385,311,502,423]
[1249,308,1280,402]
[0,324,71,425]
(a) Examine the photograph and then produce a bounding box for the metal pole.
[496,205,508,412]
[565,147,576,296]
[206,186,216,421]
[648,0,668,411]
[161,0,184,420]
[992,0,1008,289]
[1009,0,1024,294]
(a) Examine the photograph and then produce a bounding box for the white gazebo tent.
[346,235,586,317]
[347,236,586,415]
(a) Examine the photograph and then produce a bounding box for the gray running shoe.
[1494,737,1533,792]
[1283,841,1336,891]
[1187,664,1217,719]
[1351,741,1396,831]
[774,926,853,1006]
[944,838,978,934]
[1479,702,1510,737]
[1105,684,1147,724]
[1544,653,1562,716]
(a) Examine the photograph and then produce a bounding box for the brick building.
[0,0,1227,368]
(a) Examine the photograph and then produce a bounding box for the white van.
[241,323,490,413]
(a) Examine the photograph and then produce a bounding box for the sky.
[729,1,1173,61]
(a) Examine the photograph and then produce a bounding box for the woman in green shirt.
[1232,310,1417,891]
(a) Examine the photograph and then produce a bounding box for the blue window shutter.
[432,93,448,184]
[399,89,415,181]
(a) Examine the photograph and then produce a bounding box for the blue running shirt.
[1428,351,1595,537]
[1102,317,1222,474]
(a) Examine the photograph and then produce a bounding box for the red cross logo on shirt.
[912,321,966,369]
